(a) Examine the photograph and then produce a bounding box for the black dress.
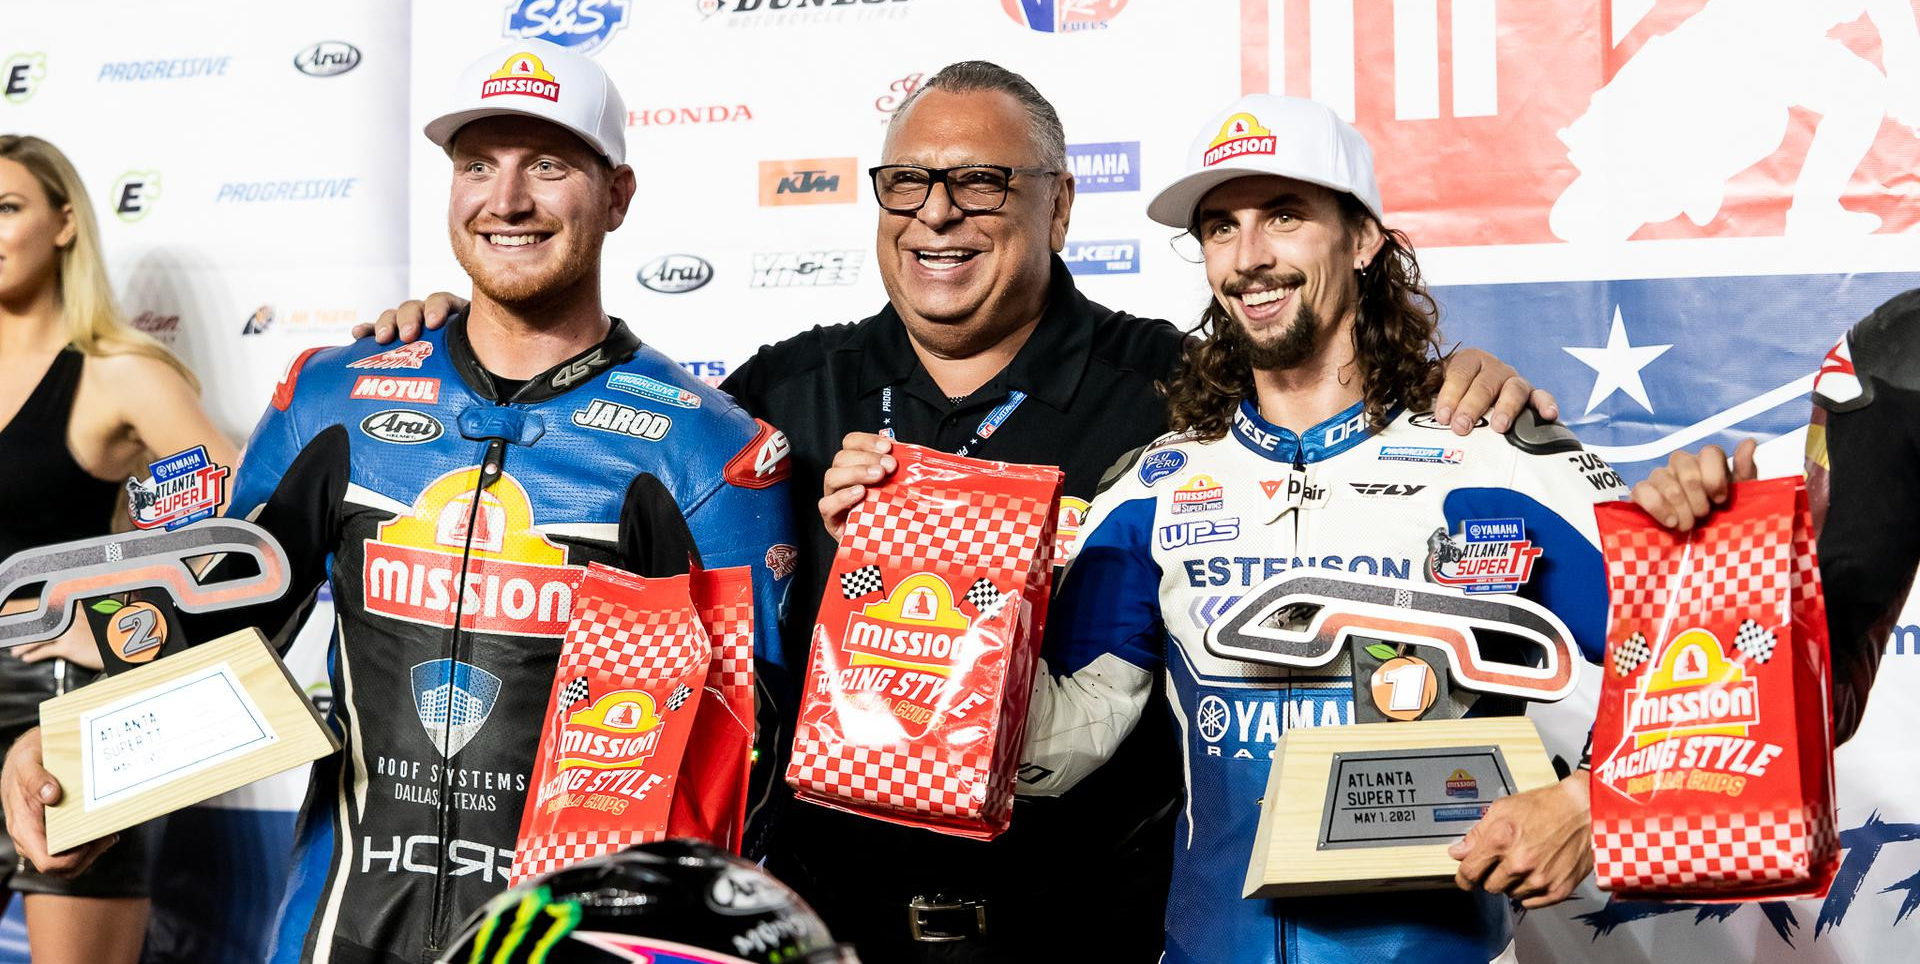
[0,348,150,898]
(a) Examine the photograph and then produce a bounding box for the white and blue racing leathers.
[1021,398,1626,964]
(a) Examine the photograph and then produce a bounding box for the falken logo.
[606,371,701,409]
[503,0,631,54]
[360,409,443,444]
[350,376,440,404]
[126,446,228,531]
[1138,449,1186,487]
[572,399,672,440]
[411,659,503,757]
[349,342,433,369]
[1424,519,1540,594]
[1061,239,1138,276]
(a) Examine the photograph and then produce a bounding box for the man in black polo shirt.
[362,60,1550,963]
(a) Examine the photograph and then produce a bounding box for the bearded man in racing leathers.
[1018,95,1625,964]
[0,40,796,964]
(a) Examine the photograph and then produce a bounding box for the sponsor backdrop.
[7,1,1920,961]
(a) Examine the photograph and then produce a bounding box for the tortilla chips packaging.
[786,443,1064,839]
[511,563,756,882]
[1590,478,1838,899]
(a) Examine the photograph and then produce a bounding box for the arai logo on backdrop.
[293,41,361,77]
[503,0,632,54]
[1002,0,1126,32]
[637,254,713,293]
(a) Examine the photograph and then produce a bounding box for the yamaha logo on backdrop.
[638,254,713,293]
[503,0,632,54]
[293,41,361,77]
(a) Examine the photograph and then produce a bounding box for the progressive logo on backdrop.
[503,0,631,54]
[1002,0,1126,32]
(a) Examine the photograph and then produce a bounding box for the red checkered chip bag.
[668,566,757,853]
[786,443,1063,839]
[1590,478,1838,899]
[512,563,757,882]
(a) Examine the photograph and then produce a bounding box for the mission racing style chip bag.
[1590,478,1838,899]
[786,443,1063,839]
[512,563,757,882]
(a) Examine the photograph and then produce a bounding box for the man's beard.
[454,226,601,309]
[1217,298,1323,371]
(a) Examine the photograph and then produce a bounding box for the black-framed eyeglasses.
[868,164,1059,214]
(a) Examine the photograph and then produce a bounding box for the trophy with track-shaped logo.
[0,455,337,854]
[1205,561,1577,898]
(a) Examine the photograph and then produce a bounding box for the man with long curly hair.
[1017,95,1629,964]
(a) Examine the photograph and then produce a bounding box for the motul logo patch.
[351,376,440,404]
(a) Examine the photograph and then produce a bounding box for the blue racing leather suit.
[198,314,794,964]
[1020,399,1625,964]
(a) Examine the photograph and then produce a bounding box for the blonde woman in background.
[0,135,232,964]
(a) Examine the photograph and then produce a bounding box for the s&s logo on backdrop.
[293,41,360,77]
[4,53,46,104]
[1002,0,1127,33]
[758,158,857,206]
[637,254,713,293]
[112,171,159,222]
[503,0,631,54]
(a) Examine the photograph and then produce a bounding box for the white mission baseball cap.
[1146,94,1383,230]
[424,39,627,167]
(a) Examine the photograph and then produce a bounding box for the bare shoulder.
[86,350,198,403]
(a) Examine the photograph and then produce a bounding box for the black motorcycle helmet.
[437,840,858,964]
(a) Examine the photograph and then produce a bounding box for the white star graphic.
[1562,307,1673,415]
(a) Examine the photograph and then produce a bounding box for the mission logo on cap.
[481,52,560,102]
[1204,113,1277,167]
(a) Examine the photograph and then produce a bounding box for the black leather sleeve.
[181,424,349,653]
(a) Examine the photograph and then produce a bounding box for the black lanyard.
[877,386,1029,458]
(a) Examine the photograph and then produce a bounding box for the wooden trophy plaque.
[1205,567,1583,899]
[0,520,338,854]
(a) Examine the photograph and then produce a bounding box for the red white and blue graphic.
[126,445,229,531]
[1003,0,1127,33]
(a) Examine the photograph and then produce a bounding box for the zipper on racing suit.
[424,435,510,954]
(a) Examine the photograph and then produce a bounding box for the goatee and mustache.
[1216,270,1320,369]
[453,221,603,308]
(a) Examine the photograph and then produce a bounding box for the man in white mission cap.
[1,37,799,964]
[1017,94,1621,963]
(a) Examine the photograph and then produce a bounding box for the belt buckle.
[907,896,987,943]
